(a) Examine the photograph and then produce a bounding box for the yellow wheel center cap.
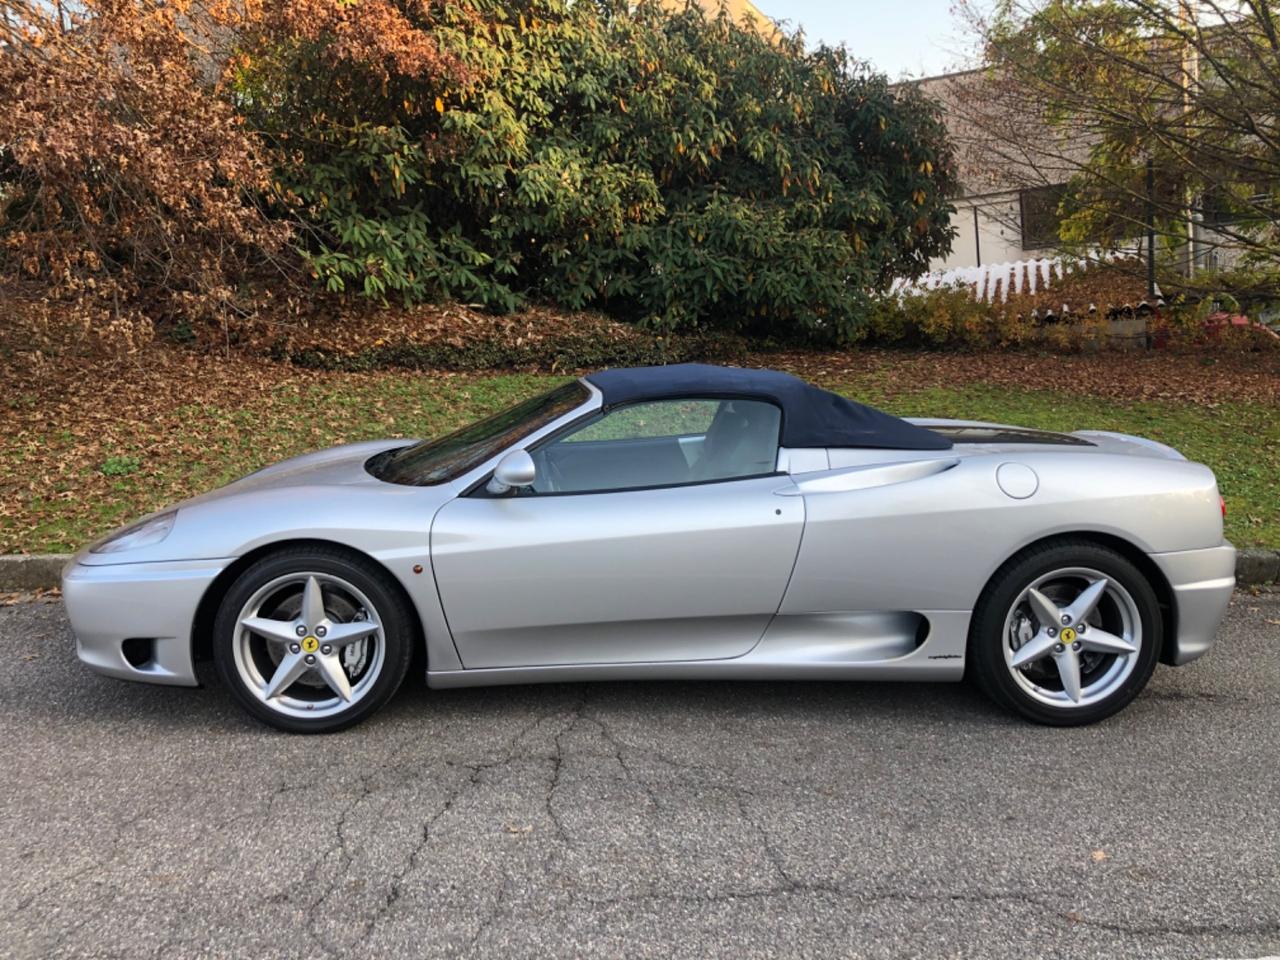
[302,636,319,654]
[1060,627,1077,644]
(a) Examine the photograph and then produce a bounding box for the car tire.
[213,545,415,733]
[968,540,1162,726]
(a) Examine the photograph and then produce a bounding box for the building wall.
[936,192,1251,275]
[935,193,1043,271]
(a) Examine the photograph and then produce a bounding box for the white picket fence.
[890,255,1162,308]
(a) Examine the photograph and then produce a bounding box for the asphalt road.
[2,594,1278,960]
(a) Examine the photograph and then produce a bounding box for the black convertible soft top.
[586,364,952,451]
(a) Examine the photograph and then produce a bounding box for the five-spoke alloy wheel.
[969,540,1162,725]
[214,546,414,733]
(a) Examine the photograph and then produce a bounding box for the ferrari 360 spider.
[63,364,1236,732]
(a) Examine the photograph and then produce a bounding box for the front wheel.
[968,541,1162,725]
[213,546,415,733]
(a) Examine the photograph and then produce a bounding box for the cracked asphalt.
[1,592,1278,960]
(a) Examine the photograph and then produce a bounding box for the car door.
[430,398,804,668]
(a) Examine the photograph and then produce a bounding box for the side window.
[530,398,781,494]
[565,399,719,443]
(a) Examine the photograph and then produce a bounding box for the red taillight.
[1220,495,1227,519]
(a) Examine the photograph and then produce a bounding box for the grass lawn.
[2,350,1276,553]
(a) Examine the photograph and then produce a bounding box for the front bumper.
[62,557,231,686]
[1150,543,1237,666]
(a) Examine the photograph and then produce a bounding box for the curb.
[2,549,1279,594]
[0,554,69,593]
[1235,548,1280,587]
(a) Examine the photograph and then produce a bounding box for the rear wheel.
[213,546,414,733]
[969,541,1162,725]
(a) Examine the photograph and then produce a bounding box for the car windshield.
[367,381,590,486]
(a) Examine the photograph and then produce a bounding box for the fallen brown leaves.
[0,348,289,553]
[233,298,1280,406]
[0,588,60,606]
[767,347,1280,406]
[2,331,1276,555]
[234,298,679,361]
[999,259,1157,319]
[0,342,508,552]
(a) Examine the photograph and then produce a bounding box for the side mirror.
[486,449,536,495]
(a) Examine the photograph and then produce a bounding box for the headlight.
[90,511,177,554]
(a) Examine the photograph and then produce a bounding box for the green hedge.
[234,0,957,342]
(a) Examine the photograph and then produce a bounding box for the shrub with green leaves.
[234,0,956,341]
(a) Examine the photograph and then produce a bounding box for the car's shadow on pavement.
[391,674,1015,726]
[0,599,1046,736]
[20,597,1268,739]
[30,651,1020,737]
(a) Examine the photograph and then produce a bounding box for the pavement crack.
[730,788,795,889]
[304,773,374,957]
[1061,913,1280,938]
[576,881,1280,942]
[577,883,1044,910]
[588,707,661,811]
[543,692,588,849]
[355,705,564,946]
[15,805,153,911]
[464,874,514,957]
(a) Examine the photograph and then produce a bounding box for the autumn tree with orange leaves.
[0,0,467,353]
[1,0,957,353]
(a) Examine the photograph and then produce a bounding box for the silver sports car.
[63,364,1236,732]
